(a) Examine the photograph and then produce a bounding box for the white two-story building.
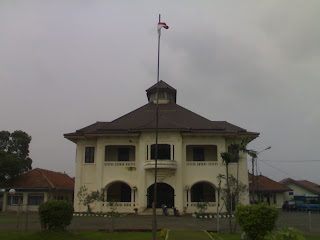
[64,81,259,213]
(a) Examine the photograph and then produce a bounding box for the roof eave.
[249,189,291,193]
[64,134,86,143]
[181,132,259,138]
[84,133,140,137]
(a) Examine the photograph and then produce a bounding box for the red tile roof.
[280,178,320,195]
[1,168,74,190]
[249,173,291,192]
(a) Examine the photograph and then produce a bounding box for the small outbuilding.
[280,178,320,201]
[1,168,74,212]
[249,173,292,208]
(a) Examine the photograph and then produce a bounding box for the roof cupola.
[146,80,177,104]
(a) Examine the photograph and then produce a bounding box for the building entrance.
[147,183,174,208]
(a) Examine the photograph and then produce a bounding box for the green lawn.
[304,233,320,240]
[0,230,319,240]
[213,233,242,240]
[215,232,320,240]
[168,230,211,240]
[0,218,17,223]
[0,231,158,240]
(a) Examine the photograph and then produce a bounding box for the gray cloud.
[1,0,319,184]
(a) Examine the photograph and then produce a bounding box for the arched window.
[191,182,216,202]
[107,182,131,202]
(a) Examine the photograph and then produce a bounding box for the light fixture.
[9,189,16,195]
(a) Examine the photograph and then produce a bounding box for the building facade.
[65,81,259,213]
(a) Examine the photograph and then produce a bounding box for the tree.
[0,130,32,183]
[77,186,120,232]
[220,137,255,232]
[220,151,234,231]
[77,185,99,213]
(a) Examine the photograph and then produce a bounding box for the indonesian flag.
[157,22,169,34]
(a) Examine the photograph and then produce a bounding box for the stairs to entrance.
[139,208,173,216]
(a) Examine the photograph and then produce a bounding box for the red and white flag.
[157,22,169,35]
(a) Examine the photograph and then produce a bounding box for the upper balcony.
[145,144,177,171]
[144,160,177,170]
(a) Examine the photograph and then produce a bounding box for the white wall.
[73,132,250,213]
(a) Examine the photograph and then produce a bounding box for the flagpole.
[152,13,161,240]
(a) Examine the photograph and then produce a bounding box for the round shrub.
[236,204,279,240]
[38,200,74,231]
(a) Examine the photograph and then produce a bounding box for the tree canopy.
[0,130,32,183]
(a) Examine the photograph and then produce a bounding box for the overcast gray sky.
[1,1,319,184]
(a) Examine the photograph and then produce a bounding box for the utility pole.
[252,156,256,202]
[152,14,169,240]
[251,146,271,203]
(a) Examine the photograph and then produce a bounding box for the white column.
[2,192,8,212]
[23,192,28,212]
[74,145,83,212]
[95,140,104,212]
[137,142,146,211]
[175,139,184,212]
[171,144,174,160]
[43,192,48,202]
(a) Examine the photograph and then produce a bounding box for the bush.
[38,200,74,231]
[160,229,167,238]
[235,204,278,240]
[196,201,208,214]
[265,226,306,240]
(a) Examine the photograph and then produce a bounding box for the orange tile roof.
[280,178,320,195]
[249,173,291,192]
[1,168,74,190]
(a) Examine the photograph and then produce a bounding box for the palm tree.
[216,174,225,233]
[220,151,234,231]
[220,138,257,232]
[228,138,257,204]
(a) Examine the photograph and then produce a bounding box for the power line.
[262,160,320,162]
[260,159,320,184]
[259,159,303,181]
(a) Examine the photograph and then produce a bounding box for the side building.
[1,168,74,212]
[280,178,320,201]
[64,81,259,213]
[249,173,292,208]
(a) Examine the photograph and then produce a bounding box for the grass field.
[0,231,158,240]
[215,232,320,240]
[168,230,211,240]
[0,230,319,240]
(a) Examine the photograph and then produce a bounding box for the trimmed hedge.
[38,200,74,231]
[236,204,279,240]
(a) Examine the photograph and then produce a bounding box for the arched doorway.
[147,183,174,208]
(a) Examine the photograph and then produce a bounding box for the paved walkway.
[1,211,319,233]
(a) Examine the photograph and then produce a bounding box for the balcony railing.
[186,162,218,166]
[105,162,136,167]
[144,160,177,170]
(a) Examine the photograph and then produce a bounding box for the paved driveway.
[1,211,319,233]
